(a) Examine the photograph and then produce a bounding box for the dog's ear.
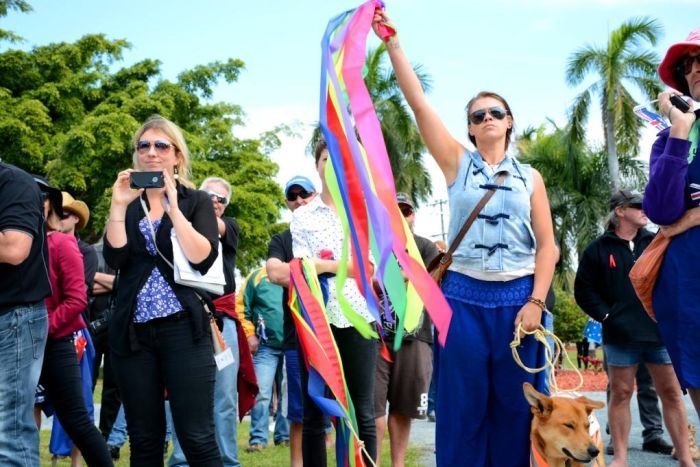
[576,396,605,415]
[523,383,552,417]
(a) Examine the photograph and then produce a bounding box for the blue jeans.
[169,317,240,466]
[0,302,48,466]
[249,345,289,446]
[107,406,127,448]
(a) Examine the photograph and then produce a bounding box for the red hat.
[658,27,700,92]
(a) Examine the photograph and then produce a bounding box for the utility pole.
[428,199,448,242]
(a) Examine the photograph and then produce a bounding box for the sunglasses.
[136,140,176,155]
[286,190,313,202]
[399,204,414,217]
[206,191,228,205]
[678,54,700,75]
[468,106,508,125]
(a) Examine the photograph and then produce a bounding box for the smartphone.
[670,95,691,113]
[130,171,164,189]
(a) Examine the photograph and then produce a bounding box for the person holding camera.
[372,10,557,467]
[104,115,222,466]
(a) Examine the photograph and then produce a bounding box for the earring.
[174,166,179,180]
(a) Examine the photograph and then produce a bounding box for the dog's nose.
[587,445,600,458]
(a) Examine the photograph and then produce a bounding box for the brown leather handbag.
[629,233,671,321]
[427,173,506,285]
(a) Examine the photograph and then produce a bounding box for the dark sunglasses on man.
[286,189,313,202]
[468,106,508,125]
[206,191,227,205]
[399,204,414,217]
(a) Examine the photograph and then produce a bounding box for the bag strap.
[441,172,507,265]
[139,196,176,270]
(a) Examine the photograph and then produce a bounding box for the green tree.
[309,44,433,206]
[565,17,662,193]
[517,122,646,289]
[0,0,32,42]
[0,33,284,274]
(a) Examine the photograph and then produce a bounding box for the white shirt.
[290,195,374,328]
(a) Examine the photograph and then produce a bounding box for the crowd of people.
[0,10,699,467]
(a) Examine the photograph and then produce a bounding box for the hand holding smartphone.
[670,95,691,113]
[130,171,165,189]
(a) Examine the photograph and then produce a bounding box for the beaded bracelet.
[526,296,546,311]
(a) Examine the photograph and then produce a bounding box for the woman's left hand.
[514,302,543,337]
[160,169,179,214]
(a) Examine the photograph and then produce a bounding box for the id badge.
[214,347,234,371]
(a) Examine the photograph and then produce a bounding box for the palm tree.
[309,44,433,205]
[517,122,646,289]
[565,17,662,193]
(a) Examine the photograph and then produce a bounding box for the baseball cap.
[609,189,643,211]
[284,175,315,195]
[396,192,414,208]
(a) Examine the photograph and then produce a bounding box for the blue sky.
[6,0,697,239]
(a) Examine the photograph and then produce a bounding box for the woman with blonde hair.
[104,115,222,466]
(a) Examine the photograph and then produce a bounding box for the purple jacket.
[643,111,700,225]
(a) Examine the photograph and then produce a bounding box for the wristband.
[526,296,546,311]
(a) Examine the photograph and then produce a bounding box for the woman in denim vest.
[373,11,557,467]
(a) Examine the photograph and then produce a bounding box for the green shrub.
[551,287,588,343]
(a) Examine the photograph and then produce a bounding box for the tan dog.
[524,383,606,467]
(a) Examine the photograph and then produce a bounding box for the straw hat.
[61,192,90,230]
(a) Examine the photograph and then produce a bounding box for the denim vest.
[447,150,535,273]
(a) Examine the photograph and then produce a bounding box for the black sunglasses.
[677,54,700,75]
[286,190,313,202]
[468,106,508,125]
[399,204,414,217]
[136,140,176,154]
[206,191,227,205]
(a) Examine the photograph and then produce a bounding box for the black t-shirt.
[384,234,439,344]
[220,217,240,296]
[0,163,51,309]
[77,238,98,293]
[267,229,296,350]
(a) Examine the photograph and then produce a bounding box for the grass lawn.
[41,420,424,466]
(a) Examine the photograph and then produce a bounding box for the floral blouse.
[133,217,182,323]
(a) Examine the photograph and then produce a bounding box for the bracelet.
[108,218,125,222]
[526,296,546,311]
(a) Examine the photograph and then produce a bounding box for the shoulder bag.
[427,173,506,285]
[629,233,671,321]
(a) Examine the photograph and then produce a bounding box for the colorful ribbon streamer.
[319,0,452,347]
[289,258,364,466]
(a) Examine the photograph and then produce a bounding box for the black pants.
[112,313,222,467]
[40,338,113,466]
[92,334,121,438]
[300,326,378,466]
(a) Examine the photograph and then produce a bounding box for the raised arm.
[372,10,464,184]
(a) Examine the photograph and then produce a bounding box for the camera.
[88,308,112,336]
[130,171,165,189]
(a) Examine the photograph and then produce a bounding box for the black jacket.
[574,228,661,345]
[104,184,219,356]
